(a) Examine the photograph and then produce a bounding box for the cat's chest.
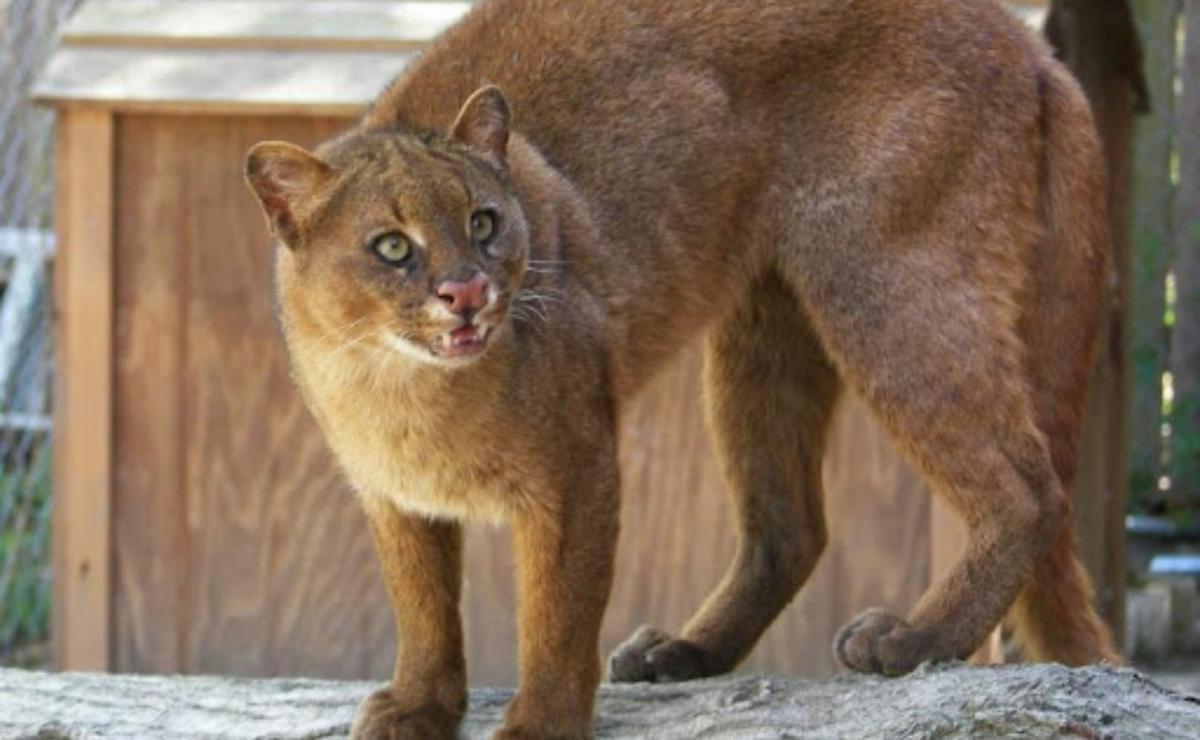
[311,379,531,522]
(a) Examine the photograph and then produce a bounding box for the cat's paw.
[350,688,459,740]
[833,607,929,676]
[607,624,710,682]
[495,689,594,739]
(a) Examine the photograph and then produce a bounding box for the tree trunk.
[2,664,1199,739]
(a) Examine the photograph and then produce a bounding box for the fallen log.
[2,662,1198,738]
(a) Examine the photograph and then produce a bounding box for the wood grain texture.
[52,107,114,671]
[111,113,188,674]
[112,114,395,679]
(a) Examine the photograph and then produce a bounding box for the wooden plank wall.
[112,115,394,679]
[108,112,934,684]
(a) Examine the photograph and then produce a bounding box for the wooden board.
[62,0,470,51]
[33,0,472,115]
[52,107,115,671]
[111,112,188,673]
[33,48,413,116]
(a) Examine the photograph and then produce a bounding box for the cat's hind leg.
[780,218,1073,674]
[608,269,841,682]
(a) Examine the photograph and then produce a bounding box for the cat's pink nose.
[436,273,490,315]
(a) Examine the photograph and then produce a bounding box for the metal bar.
[0,227,55,260]
[0,413,51,432]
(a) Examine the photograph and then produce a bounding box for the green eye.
[370,232,412,265]
[470,209,498,247]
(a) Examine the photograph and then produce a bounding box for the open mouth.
[437,322,490,359]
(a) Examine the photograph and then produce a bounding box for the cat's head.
[245,86,527,369]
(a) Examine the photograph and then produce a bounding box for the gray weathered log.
[2,663,1199,739]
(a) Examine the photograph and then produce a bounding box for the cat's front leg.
[498,462,620,740]
[352,497,467,740]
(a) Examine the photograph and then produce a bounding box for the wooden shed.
[35,0,1115,685]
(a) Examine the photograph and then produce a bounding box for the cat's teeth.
[437,323,489,358]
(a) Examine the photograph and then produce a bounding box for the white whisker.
[317,327,377,374]
[518,289,566,316]
[533,287,567,300]
[514,292,549,324]
[311,314,371,346]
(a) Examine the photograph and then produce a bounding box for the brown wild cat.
[244,0,1122,737]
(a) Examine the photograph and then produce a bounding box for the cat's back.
[373,0,1045,178]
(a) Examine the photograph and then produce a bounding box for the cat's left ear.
[450,85,511,164]
[244,141,334,248]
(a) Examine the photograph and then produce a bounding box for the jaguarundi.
[244,0,1122,737]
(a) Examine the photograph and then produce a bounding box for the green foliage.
[1132,343,1165,389]
[1165,274,1176,329]
[1128,465,1160,512]
[1168,393,1200,523]
[0,446,52,664]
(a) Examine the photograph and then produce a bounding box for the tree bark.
[2,664,1198,739]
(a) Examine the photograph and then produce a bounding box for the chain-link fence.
[0,0,79,667]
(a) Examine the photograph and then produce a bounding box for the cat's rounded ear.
[449,85,511,164]
[244,141,333,248]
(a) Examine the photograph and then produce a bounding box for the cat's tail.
[1010,521,1122,664]
[1006,59,1121,666]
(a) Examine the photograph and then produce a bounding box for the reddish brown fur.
[244,1,1122,737]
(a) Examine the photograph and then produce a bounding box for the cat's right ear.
[450,85,511,165]
[244,141,333,248]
